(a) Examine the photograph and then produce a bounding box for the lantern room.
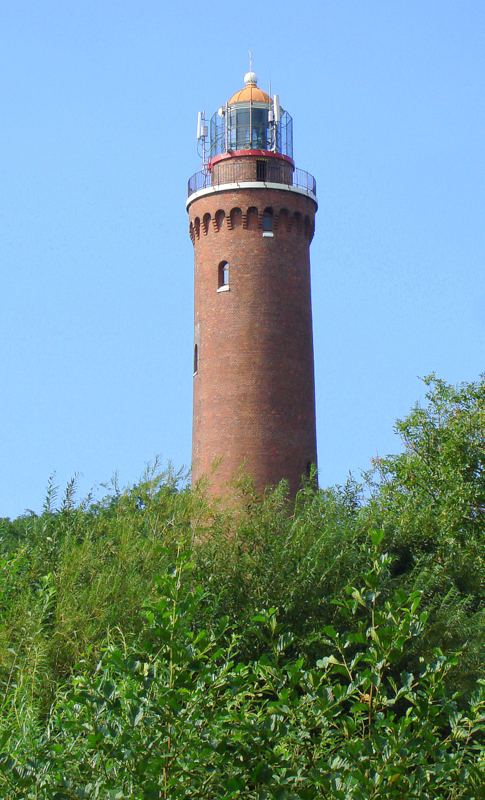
[208,72,293,161]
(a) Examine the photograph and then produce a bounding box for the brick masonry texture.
[189,180,317,498]
[211,155,294,185]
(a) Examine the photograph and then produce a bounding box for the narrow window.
[256,160,267,181]
[218,261,229,290]
[193,344,198,374]
[305,461,317,486]
[262,208,273,237]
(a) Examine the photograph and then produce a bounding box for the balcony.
[187,161,317,200]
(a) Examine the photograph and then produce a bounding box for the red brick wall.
[189,183,317,498]
[211,156,294,186]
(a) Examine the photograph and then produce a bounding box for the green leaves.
[30,539,478,798]
[0,376,483,797]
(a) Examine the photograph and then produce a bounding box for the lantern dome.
[228,73,271,105]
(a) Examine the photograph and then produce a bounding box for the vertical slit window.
[218,261,229,289]
[262,208,273,236]
[193,344,198,374]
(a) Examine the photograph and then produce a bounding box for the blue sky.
[1,1,484,518]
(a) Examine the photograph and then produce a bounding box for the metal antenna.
[248,49,253,73]
[269,77,273,150]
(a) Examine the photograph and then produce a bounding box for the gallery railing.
[188,163,316,198]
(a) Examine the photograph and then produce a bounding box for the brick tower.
[187,71,317,497]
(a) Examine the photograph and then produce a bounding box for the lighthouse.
[187,71,318,497]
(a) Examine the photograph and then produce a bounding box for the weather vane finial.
[244,51,257,86]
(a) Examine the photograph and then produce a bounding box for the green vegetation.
[0,376,483,798]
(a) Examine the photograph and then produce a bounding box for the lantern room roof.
[228,72,271,105]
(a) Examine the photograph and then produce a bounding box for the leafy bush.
[2,537,483,798]
[0,375,483,796]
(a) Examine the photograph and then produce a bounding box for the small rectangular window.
[256,160,267,181]
[262,209,273,232]
[218,261,229,289]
